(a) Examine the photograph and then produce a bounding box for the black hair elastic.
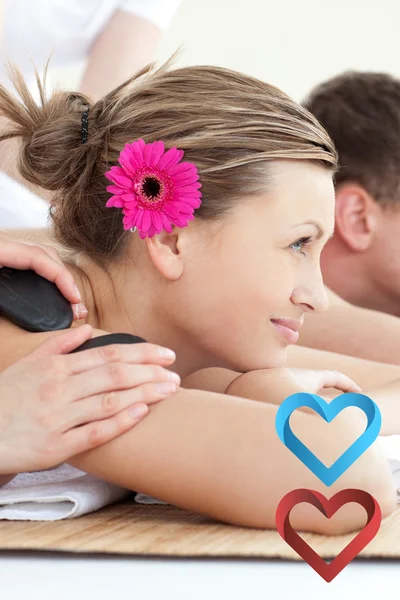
[81,108,89,144]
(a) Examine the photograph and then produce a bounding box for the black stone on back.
[69,333,147,353]
[0,267,73,332]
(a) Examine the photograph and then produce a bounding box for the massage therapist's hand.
[0,324,180,476]
[225,367,362,403]
[0,230,88,321]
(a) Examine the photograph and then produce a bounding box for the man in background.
[303,71,400,318]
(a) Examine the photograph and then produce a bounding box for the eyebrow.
[293,220,334,240]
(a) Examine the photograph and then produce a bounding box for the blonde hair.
[0,55,338,268]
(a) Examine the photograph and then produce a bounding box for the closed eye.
[289,236,313,256]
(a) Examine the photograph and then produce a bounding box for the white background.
[33,0,400,103]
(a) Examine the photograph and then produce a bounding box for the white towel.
[0,463,132,520]
[134,435,400,505]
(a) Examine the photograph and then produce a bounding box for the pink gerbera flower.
[104,138,202,239]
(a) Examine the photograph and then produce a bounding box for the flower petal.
[151,211,162,230]
[106,196,124,208]
[161,212,173,232]
[147,223,160,237]
[141,210,152,232]
[158,147,184,170]
[152,141,167,166]
[175,196,202,210]
[119,148,141,176]
[172,173,200,187]
[133,139,146,162]
[105,166,133,189]
[120,193,137,203]
[173,181,202,192]
[144,141,165,167]
[135,209,145,230]
[122,213,136,230]
[168,162,198,177]
[106,184,125,195]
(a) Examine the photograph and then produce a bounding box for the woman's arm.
[67,384,396,535]
[286,344,400,390]
[299,285,400,365]
[182,346,400,396]
[0,320,396,534]
[183,360,400,435]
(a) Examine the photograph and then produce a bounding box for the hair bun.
[0,64,96,192]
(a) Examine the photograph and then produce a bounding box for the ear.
[334,183,380,251]
[144,229,184,280]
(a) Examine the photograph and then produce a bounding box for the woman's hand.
[225,366,362,404]
[282,367,362,395]
[0,230,87,320]
[0,324,180,476]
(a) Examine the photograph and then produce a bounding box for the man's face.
[320,186,400,317]
[366,204,400,316]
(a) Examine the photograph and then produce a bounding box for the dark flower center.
[142,176,161,201]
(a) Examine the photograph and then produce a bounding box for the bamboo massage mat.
[0,496,399,559]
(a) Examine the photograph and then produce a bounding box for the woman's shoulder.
[0,317,108,371]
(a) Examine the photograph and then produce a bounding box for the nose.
[292,264,330,315]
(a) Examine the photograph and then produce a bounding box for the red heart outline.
[275,489,381,582]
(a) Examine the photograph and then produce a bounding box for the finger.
[65,381,178,429]
[25,324,93,360]
[61,403,150,456]
[0,241,82,305]
[14,241,63,265]
[63,342,177,375]
[322,370,362,392]
[69,362,180,400]
[71,303,89,321]
[41,245,65,267]
[29,249,83,305]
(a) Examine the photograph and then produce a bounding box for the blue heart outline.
[275,392,381,486]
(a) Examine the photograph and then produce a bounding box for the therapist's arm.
[297,284,400,365]
[0,10,161,186]
[3,228,53,244]
[79,10,162,101]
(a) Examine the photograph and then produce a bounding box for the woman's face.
[175,160,336,372]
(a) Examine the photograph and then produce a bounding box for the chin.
[228,346,287,372]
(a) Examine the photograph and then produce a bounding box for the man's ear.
[144,229,184,280]
[334,183,379,251]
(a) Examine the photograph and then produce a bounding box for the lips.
[271,318,302,344]
[270,318,303,332]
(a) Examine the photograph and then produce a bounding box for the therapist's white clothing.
[0,0,183,83]
[0,0,183,229]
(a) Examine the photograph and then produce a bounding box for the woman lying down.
[1,56,400,536]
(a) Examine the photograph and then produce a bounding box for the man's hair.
[303,71,400,210]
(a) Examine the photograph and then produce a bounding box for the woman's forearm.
[67,386,396,535]
[287,343,400,390]
[225,368,400,436]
